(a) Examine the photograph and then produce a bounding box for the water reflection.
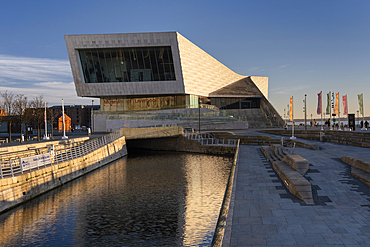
[0,150,232,246]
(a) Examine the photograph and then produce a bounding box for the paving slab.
[223,141,370,247]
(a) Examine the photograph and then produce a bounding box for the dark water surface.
[0,150,232,246]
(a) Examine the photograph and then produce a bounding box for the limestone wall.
[0,137,89,154]
[65,32,185,97]
[0,136,127,214]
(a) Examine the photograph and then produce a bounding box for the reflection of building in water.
[0,154,230,246]
[180,155,230,246]
[0,180,81,245]
[0,159,129,246]
[65,32,279,130]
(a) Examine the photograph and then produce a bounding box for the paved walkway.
[223,136,370,246]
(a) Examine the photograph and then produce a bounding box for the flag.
[358,93,363,115]
[326,93,330,114]
[334,93,339,115]
[317,92,322,114]
[289,97,293,121]
[342,95,347,115]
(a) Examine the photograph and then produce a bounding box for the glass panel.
[78,46,175,83]
[104,49,116,82]
[149,49,160,81]
[79,50,91,83]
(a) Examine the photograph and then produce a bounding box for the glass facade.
[101,95,187,112]
[78,46,176,83]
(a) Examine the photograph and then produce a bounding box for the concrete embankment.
[0,135,127,214]
[212,140,240,247]
[126,135,236,156]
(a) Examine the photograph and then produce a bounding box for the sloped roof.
[57,113,71,120]
[208,77,263,98]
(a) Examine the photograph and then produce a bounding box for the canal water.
[0,150,232,246]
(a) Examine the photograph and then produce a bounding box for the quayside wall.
[126,135,236,156]
[0,134,127,214]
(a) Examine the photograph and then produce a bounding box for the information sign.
[21,153,52,171]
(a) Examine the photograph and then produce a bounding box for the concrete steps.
[261,144,313,204]
[259,129,370,149]
[341,156,370,186]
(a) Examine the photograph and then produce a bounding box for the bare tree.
[47,108,59,139]
[23,107,33,140]
[30,95,45,141]
[13,94,28,143]
[1,91,15,142]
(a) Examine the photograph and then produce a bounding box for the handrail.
[183,129,238,147]
[0,130,124,179]
[124,127,183,140]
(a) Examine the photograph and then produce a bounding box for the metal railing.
[0,130,124,179]
[124,127,183,140]
[183,129,238,147]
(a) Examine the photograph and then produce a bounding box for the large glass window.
[78,46,176,83]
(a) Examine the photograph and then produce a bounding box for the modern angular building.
[64,32,282,130]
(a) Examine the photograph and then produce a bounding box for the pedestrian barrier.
[183,129,238,147]
[0,130,124,179]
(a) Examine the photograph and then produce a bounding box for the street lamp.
[357,110,359,127]
[62,99,68,140]
[92,100,94,133]
[284,108,286,127]
[198,96,201,133]
[304,94,307,130]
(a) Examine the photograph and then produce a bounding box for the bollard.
[320,132,325,142]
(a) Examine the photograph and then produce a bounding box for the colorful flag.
[342,95,347,115]
[326,93,330,114]
[358,93,363,115]
[289,97,293,121]
[334,93,339,115]
[317,92,322,114]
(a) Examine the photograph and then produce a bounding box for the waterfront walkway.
[223,133,370,246]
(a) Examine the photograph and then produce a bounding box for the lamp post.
[287,104,289,129]
[62,99,68,140]
[304,94,307,130]
[284,108,286,128]
[311,113,313,127]
[198,96,201,133]
[92,100,94,133]
[357,110,359,127]
[43,101,49,140]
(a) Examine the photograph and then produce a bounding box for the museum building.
[64,31,274,110]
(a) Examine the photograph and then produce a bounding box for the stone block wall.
[0,136,127,214]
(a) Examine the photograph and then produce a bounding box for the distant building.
[64,32,282,131]
[0,109,6,117]
[57,113,71,132]
[50,105,100,129]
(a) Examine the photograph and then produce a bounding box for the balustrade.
[0,130,124,179]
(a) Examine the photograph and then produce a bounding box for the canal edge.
[212,139,240,247]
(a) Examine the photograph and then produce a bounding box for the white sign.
[21,153,52,171]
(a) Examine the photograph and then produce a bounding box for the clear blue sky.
[0,0,369,119]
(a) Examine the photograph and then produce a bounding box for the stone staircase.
[261,144,313,204]
[222,109,280,128]
[259,129,370,148]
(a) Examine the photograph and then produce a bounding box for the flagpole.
[338,92,342,131]
[361,93,366,130]
[290,96,296,139]
[62,99,68,139]
[43,101,49,140]
[329,91,333,130]
[321,91,323,130]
